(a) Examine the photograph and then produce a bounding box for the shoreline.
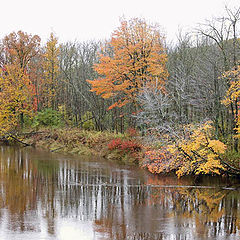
[19,128,142,165]
[2,127,240,180]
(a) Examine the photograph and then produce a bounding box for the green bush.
[23,114,34,129]
[82,111,94,130]
[33,108,63,128]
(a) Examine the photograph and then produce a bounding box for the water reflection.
[0,146,239,240]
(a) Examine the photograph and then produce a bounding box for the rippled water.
[0,146,240,240]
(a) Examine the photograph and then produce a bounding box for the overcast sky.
[1,0,239,44]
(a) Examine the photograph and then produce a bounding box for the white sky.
[1,0,239,44]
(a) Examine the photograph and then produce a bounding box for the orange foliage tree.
[2,31,41,70]
[87,18,168,109]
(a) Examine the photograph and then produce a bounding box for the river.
[0,146,239,240]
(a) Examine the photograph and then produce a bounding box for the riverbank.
[21,128,143,165]
[3,127,240,178]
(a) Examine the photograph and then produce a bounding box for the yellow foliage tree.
[42,32,60,109]
[222,64,240,138]
[142,122,231,177]
[167,122,226,178]
[0,65,35,134]
[1,31,41,123]
[87,18,168,109]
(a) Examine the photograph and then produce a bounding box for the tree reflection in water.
[0,146,239,240]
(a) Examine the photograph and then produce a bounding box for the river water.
[0,146,239,240]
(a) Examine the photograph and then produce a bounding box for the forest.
[0,6,239,178]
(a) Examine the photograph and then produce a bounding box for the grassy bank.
[21,128,143,165]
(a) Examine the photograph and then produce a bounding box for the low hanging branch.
[50,146,65,152]
[7,134,32,147]
[203,132,240,174]
[208,146,240,174]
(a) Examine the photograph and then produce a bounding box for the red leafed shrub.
[108,138,122,150]
[108,138,142,153]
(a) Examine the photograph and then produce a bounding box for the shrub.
[82,111,94,130]
[33,108,63,128]
[142,148,176,174]
[108,138,142,153]
[23,114,34,129]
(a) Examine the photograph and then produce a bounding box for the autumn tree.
[222,64,240,142]
[87,18,168,110]
[0,31,41,129]
[42,32,60,109]
[0,65,35,134]
[2,31,41,70]
[142,122,227,177]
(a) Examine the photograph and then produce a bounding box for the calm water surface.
[0,146,240,240]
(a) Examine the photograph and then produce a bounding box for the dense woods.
[0,7,239,177]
